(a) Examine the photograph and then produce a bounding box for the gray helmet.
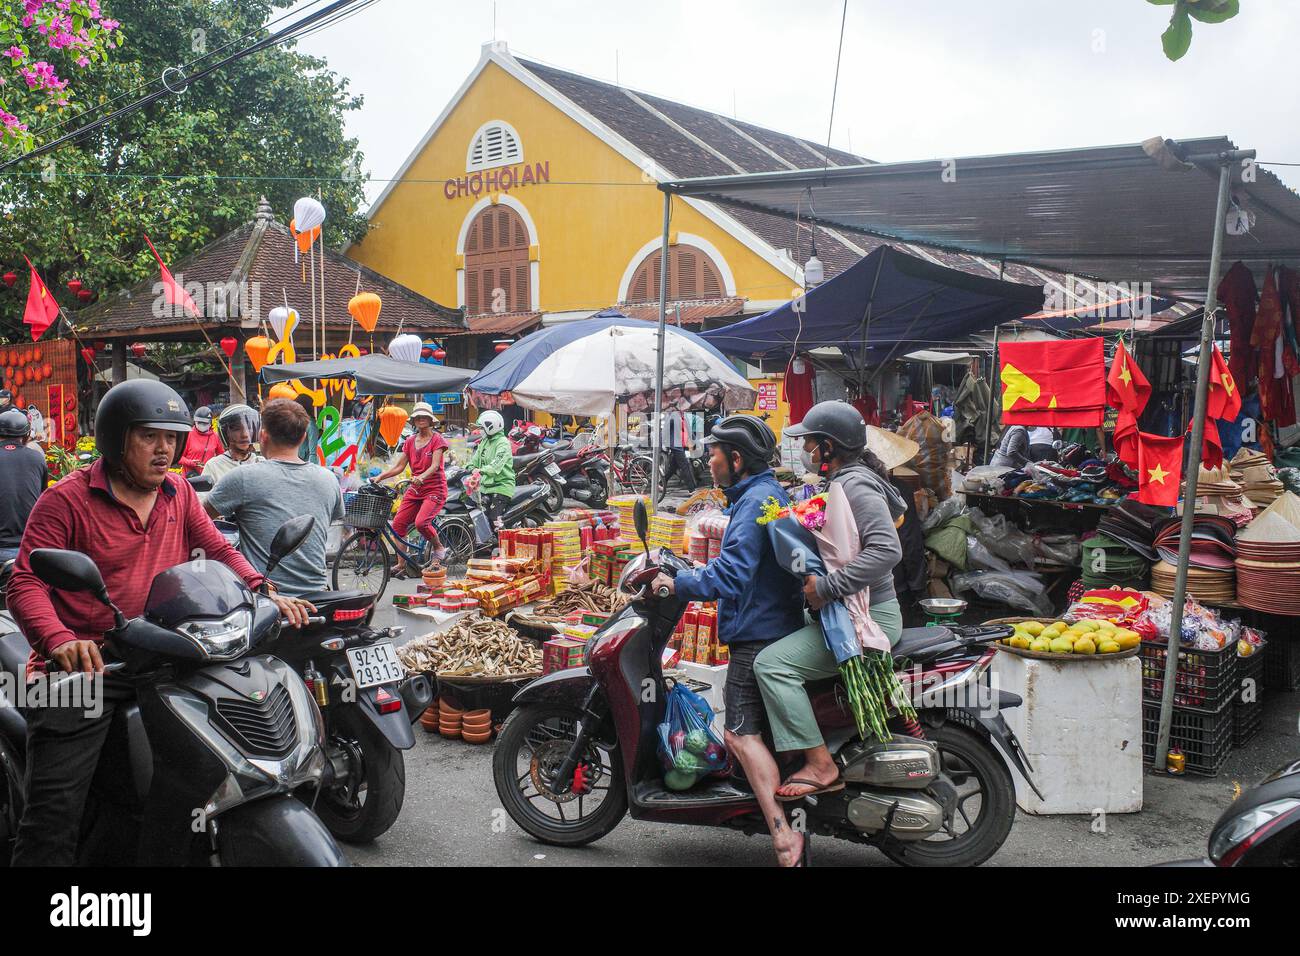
[217,403,260,446]
[784,400,867,455]
[193,405,213,429]
[703,414,777,470]
[94,380,192,467]
[0,408,29,440]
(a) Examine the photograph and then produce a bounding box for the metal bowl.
[919,597,968,616]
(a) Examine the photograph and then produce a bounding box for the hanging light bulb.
[803,253,824,287]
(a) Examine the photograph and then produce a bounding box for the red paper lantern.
[81,347,96,367]
[129,342,146,358]
[2,272,15,288]
[77,289,92,302]
[420,346,433,359]
[219,336,238,359]
[92,341,106,350]
[66,279,82,294]
[494,342,510,353]
[433,347,446,361]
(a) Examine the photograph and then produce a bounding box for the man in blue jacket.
[653,414,806,866]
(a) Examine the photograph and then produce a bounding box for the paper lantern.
[268,382,297,401]
[80,347,95,366]
[292,222,321,255]
[244,335,272,372]
[13,395,22,410]
[31,346,40,363]
[14,369,24,387]
[268,306,293,340]
[378,405,407,447]
[347,292,381,332]
[2,272,15,288]
[40,361,50,377]
[293,196,326,233]
[66,279,82,294]
[433,347,446,361]
[129,342,146,358]
[219,337,238,359]
[388,333,422,363]
[77,289,92,303]
[420,347,433,359]
[495,341,511,353]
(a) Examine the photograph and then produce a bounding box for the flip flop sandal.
[776,776,845,803]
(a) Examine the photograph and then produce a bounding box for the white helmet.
[478,410,505,435]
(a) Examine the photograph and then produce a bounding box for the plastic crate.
[1262,636,1300,693]
[1233,650,1265,747]
[343,488,390,529]
[1140,638,1239,714]
[1142,703,1234,777]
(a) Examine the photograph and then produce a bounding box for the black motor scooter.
[0,516,347,866]
[1158,758,1300,866]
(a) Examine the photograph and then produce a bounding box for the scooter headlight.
[1208,797,1300,865]
[174,608,252,661]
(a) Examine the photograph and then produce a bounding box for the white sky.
[293,0,1300,207]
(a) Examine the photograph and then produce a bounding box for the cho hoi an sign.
[443,161,550,200]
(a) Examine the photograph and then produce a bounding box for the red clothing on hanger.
[782,354,815,425]
[1218,261,1257,388]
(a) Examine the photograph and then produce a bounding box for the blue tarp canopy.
[699,245,1044,363]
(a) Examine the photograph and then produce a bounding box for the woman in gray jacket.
[753,401,908,826]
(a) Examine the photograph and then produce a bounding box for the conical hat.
[1238,509,1300,544]
[1256,491,1300,530]
[866,425,920,472]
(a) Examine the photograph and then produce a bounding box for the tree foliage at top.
[1147,0,1240,61]
[0,0,368,340]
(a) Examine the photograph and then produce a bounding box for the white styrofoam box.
[991,653,1143,815]
[679,660,728,733]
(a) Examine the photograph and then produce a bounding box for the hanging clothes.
[1218,261,1257,388]
[782,354,815,425]
[952,370,991,445]
[1279,267,1300,377]
[851,391,881,427]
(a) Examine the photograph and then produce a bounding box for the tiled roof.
[440,311,542,337]
[517,58,869,180]
[617,297,746,325]
[78,211,463,338]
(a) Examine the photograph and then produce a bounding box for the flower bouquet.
[758,482,914,742]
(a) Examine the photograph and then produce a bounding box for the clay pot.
[461,728,493,744]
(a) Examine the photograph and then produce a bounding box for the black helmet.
[0,408,29,440]
[217,403,260,447]
[784,400,867,455]
[95,380,192,466]
[703,414,777,471]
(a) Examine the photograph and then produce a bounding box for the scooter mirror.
[633,498,650,556]
[187,474,214,493]
[266,515,316,575]
[30,548,111,605]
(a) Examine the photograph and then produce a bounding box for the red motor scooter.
[493,502,1040,866]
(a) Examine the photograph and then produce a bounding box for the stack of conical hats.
[1230,448,1284,509]
[1235,492,1300,614]
[1180,464,1255,526]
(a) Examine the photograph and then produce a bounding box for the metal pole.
[983,324,1000,464]
[1154,150,1250,770]
[651,192,671,504]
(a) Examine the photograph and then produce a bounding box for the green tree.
[0,0,367,340]
[1148,0,1240,61]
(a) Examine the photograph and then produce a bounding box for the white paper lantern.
[388,333,422,363]
[293,196,326,233]
[268,306,295,340]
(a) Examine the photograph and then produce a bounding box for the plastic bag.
[1033,533,1081,567]
[968,507,1036,567]
[656,682,729,790]
[965,535,1012,573]
[921,495,966,533]
[950,569,1054,617]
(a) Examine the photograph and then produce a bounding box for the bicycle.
[609,444,654,495]
[331,482,475,596]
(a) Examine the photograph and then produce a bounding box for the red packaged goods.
[542,638,586,674]
[580,526,594,549]
[707,537,721,561]
[688,534,709,563]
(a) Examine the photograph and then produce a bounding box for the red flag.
[999,338,1106,426]
[1106,338,1151,416]
[143,233,202,320]
[1207,345,1242,422]
[1135,432,1184,507]
[21,256,60,341]
[1114,408,1139,469]
[1188,417,1223,470]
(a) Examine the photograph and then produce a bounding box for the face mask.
[800,448,818,475]
[195,421,210,434]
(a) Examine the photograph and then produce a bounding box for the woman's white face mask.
[801,438,821,475]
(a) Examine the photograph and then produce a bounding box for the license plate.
[346,641,404,690]
[544,462,561,477]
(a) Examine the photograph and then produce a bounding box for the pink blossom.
[3,47,24,61]
[100,19,118,31]
[74,55,88,67]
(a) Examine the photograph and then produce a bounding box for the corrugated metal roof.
[617,297,746,325]
[440,311,542,337]
[661,136,1300,302]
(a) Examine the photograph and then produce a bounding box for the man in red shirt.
[7,380,312,866]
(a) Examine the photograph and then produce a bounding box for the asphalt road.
[350,577,1300,868]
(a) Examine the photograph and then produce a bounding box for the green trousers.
[753,598,903,753]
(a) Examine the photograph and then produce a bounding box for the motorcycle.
[1157,758,1300,866]
[552,442,611,509]
[0,516,348,866]
[492,500,1035,866]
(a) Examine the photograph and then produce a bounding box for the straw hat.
[866,425,919,472]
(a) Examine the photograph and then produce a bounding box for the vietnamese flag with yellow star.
[21,255,60,341]
[1135,432,1184,507]
[1207,345,1242,422]
[999,338,1106,426]
[1106,338,1151,416]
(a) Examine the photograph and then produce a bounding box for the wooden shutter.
[464,204,532,315]
[622,245,725,303]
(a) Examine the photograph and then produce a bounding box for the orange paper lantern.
[378,405,407,447]
[244,335,272,373]
[14,370,24,387]
[268,382,298,401]
[40,362,50,378]
[348,292,382,333]
[290,218,321,254]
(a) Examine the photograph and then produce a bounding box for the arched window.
[466,120,523,171]
[464,204,531,315]
[625,245,726,302]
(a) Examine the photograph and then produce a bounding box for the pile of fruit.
[1001,618,1142,655]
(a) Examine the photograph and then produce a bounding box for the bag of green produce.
[657,682,729,791]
